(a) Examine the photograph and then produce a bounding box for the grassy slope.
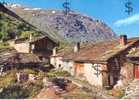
[0,10,42,40]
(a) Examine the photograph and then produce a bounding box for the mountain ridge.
[3,3,117,44]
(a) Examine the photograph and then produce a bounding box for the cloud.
[114,14,139,27]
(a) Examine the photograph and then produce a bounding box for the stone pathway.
[123,79,139,99]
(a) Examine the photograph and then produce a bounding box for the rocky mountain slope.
[7,4,117,44]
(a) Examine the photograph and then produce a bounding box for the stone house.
[9,34,58,62]
[50,46,73,71]
[50,35,139,88]
[127,48,139,79]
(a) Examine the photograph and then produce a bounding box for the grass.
[0,42,11,49]
[47,70,71,78]
[23,69,38,75]
[73,77,90,85]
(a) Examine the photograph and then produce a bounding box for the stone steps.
[123,79,139,99]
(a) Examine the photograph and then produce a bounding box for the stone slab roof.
[0,48,41,65]
[14,35,59,45]
[10,53,41,64]
[57,37,139,63]
[127,48,139,58]
[29,35,59,44]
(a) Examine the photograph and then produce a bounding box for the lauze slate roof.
[127,48,139,58]
[60,37,139,63]
[0,48,41,64]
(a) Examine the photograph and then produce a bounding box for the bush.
[47,70,71,78]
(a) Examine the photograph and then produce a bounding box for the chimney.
[119,35,127,46]
[52,47,57,56]
[74,42,80,53]
[29,33,32,42]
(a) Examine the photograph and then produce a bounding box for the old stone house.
[127,48,139,79]
[9,34,58,62]
[50,35,139,88]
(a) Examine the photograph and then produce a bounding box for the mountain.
[7,4,117,44]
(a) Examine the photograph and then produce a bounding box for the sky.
[1,0,139,38]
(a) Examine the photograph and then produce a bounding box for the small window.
[59,64,61,68]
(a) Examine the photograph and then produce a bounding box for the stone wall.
[50,56,63,69]
[50,56,75,75]
[63,61,74,76]
[84,63,103,87]
[14,42,30,53]
[9,41,30,53]
[114,62,134,89]
[121,63,134,81]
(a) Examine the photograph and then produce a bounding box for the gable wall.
[9,41,30,53]
[107,40,139,87]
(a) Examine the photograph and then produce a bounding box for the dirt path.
[35,87,60,99]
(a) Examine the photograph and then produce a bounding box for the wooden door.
[135,65,139,79]
[75,63,84,76]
